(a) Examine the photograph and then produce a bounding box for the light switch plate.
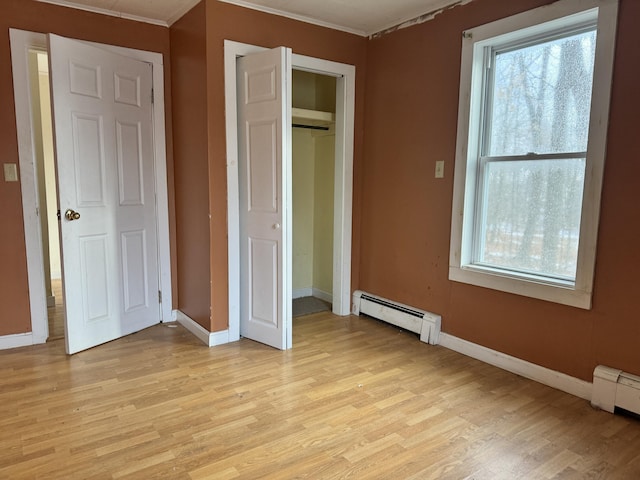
[435,160,445,179]
[4,163,18,182]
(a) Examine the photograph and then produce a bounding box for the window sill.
[448,264,592,309]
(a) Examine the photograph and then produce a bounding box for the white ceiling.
[37,0,469,36]
[37,0,201,27]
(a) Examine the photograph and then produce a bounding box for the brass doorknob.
[65,209,81,221]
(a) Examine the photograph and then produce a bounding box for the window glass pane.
[478,159,585,279]
[488,29,596,156]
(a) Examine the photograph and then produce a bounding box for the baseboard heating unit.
[352,290,441,345]
[592,365,640,415]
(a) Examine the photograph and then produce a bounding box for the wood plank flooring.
[1,313,640,479]
[47,278,65,340]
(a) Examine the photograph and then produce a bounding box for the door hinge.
[158,290,162,303]
[151,88,154,104]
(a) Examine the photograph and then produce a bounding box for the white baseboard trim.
[174,310,232,347]
[312,288,333,304]
[293,288,333,303]
[0,332,35,350]
[439,333,593,401]
[293,288,313,299]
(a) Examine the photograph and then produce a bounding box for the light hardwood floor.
[1,313,640,479]
[47,278,65,340]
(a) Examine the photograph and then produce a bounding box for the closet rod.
[292,123,330,131]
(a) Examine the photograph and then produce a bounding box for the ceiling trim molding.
[217,0,367,37]
[35,0,476,39]
[370,0,473,38]
[167,0,201,26]
[36,0,170,27]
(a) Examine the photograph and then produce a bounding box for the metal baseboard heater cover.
[352,290,441,345]
[592,365,640,415]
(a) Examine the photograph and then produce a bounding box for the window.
[449,0,618,309]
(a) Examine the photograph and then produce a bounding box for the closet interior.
[292,70,337,316]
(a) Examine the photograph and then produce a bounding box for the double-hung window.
[449,0,618,309]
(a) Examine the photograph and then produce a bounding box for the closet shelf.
[292,107,335,126]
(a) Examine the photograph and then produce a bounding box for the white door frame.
[224,40,355,343]
[8,29,172,349]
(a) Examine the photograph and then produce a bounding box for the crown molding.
[36,0,169,27]
[217,0,367,37]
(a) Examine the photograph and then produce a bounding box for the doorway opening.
[292,70,336,318]
[9,29,173,351]
[27,50,65,341]
[224,40,356,348]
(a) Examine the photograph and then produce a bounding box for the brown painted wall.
[200,2,368,332]
[361,0,640,381]
[0,0,174,336]
[7,0,631,386]
[170,2,211,329]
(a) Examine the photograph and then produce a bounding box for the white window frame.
[449,0,618,309]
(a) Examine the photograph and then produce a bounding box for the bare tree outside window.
[477,29,597,280]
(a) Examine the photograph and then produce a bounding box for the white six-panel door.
[238,47,292,350]
[48,34,160,354]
